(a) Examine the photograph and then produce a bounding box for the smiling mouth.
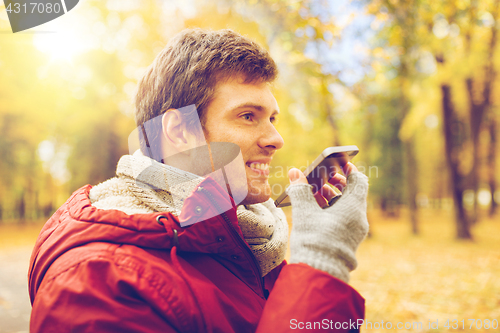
[246,162,270,175]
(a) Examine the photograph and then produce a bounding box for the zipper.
[197,186,266,298]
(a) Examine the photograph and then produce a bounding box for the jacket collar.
[70,178,246,254]
[29,178,267,303]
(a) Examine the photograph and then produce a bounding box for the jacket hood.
[28,177,247,304]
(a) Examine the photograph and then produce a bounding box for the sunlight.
[31,5,98,63]
[33,31,88,63]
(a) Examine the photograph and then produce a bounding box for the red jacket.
[28,177,364,332]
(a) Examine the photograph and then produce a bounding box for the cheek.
[205,121,236,141]
[217,130,252,151]
[204,117,257,154]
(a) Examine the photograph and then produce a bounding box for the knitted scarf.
[89,150,288,276]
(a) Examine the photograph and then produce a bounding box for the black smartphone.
[274,145,359,207]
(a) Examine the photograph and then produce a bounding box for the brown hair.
[134,29,278,159]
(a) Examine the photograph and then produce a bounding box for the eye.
[270,116,278,125]
[241,113,253,121]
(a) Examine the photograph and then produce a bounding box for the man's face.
[203,76,284,205]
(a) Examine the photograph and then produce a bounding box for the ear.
[161,109,200,154]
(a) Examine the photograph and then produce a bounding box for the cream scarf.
[89,150,288,276]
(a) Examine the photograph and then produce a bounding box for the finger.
[343,162,358,177]
[313,191,328,208]
[328,173,347,192]
[288,168,308,185]
[319,184,337,202]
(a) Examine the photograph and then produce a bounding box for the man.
[28,29,369,332]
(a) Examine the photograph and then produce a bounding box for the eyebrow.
[231,102,280,115]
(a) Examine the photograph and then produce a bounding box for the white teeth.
[249,163,269,170]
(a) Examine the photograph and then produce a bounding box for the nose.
[258,122,284,151]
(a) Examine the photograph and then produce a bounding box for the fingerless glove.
[286,172,369,283]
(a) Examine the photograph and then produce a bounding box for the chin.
[240,183,271,205]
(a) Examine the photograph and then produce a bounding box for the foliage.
[0,0,498,234]
[351,209,500,332]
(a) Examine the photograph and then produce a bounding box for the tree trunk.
[399,56,419,234]
[486,0,500,217]
[441,84,472,239]
[320,75,342,147]
[18,192,26,225]
[489,113,498,216]
[405,139,419,234]
[463,0,499,223]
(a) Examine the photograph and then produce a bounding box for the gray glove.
[286,172,369,283]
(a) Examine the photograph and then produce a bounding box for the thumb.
[288,168,308,185]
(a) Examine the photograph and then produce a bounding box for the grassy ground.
[0,220,45,249]
[1,210,499,332]
[350,209,500,333]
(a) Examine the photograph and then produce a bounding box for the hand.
[288,162,359,208]
[285,164,369,282]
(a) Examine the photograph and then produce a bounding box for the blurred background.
[0,0,499,332]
